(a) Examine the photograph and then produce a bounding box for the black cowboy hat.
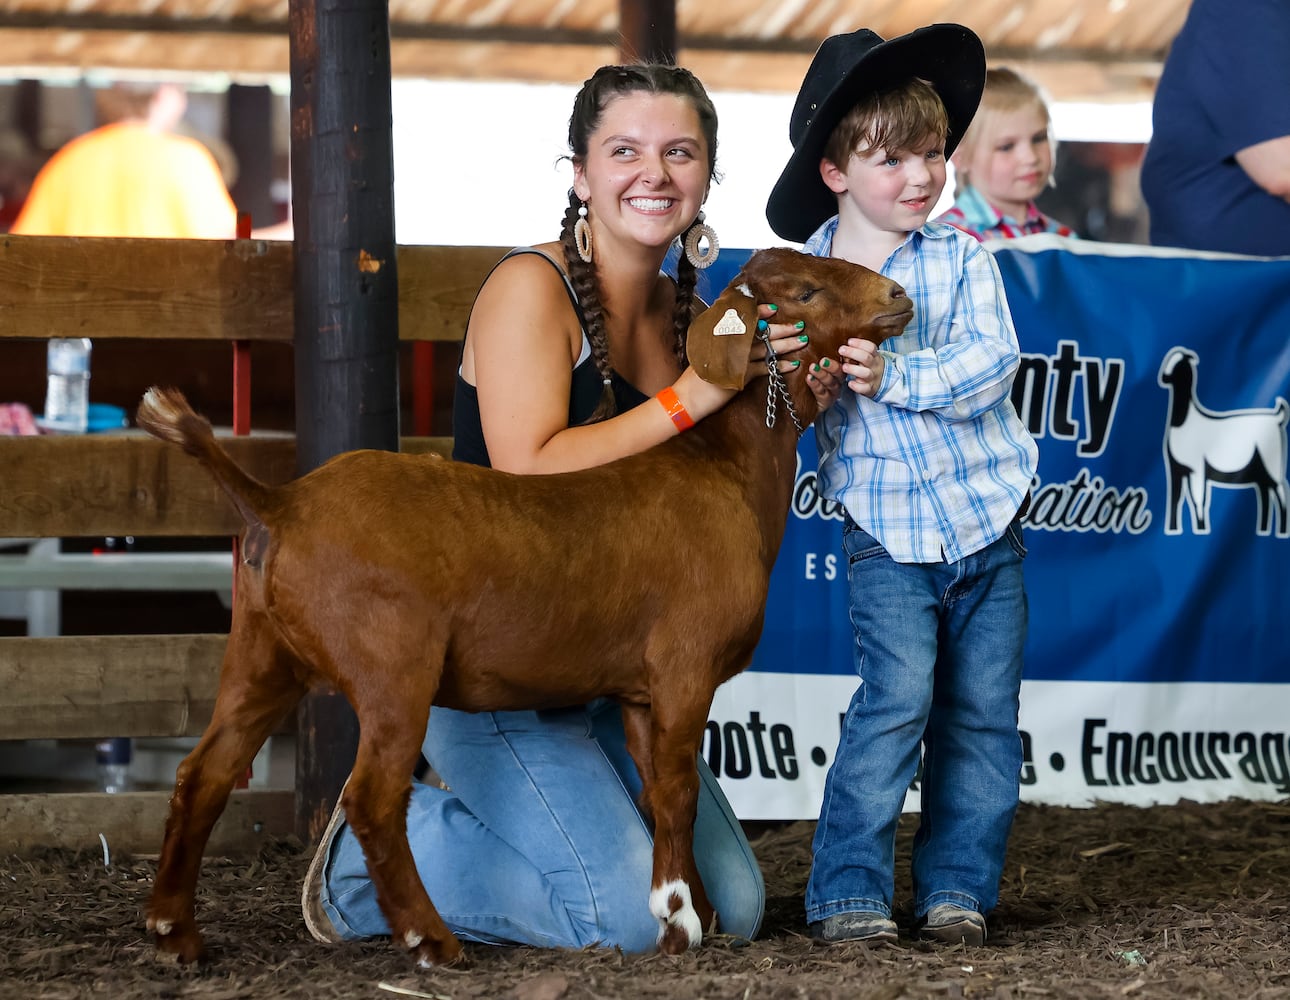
[766,24,986,243]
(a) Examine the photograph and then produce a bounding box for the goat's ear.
[686,286,758,391]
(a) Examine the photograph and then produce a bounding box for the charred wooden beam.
[619,0,677,64]
[288,0,399,844]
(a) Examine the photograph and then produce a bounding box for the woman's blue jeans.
[806,517,1028,925]
[318,699,764,951]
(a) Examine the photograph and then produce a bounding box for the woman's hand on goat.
[746,305,842,410]
[748,303,810,379]
[837,338,886,398]
[805,356,844,409]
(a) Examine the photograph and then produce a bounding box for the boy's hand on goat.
[838,337,886,397]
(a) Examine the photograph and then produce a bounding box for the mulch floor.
[3,797,1289,999]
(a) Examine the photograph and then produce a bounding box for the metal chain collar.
[757,330,804,433]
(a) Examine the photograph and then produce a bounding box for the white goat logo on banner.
[1158,347,1290,537]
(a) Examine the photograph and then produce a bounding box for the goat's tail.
[136,386,272,528]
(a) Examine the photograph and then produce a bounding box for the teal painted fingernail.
[794,320,806,330]
[798,334,809,343]
[822,359,831,368]
[768,303,778,312]
[757,319,769,332]
[791,359,801,368]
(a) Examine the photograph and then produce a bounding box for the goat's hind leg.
[148,613,307,963]
[623,701,716,954]
[343,665,463,968]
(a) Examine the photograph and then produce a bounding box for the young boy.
[766,25,1039,946]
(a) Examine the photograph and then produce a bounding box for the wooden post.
[288,0,400,843]
[226,84,277,229]
[619,0,677,64]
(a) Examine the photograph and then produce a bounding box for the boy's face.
[822,133,947,237]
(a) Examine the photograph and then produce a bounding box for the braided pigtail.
[671,236,700,370]
[560,192,616,423]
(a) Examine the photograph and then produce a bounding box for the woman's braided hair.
[561,64,719,423]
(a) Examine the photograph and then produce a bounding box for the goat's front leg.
[631,703,716,954]
[148,618,306,962]
[345,698,463,968]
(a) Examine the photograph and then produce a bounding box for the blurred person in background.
[11,81,287,240]
[936,67,1076,241]
[1140,0,1290,255]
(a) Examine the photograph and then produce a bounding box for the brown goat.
[136,247,911,967]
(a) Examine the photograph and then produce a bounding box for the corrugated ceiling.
[0,0,1187,100]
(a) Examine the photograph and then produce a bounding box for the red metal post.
[412,341,434,436]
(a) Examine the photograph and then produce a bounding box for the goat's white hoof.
[403,930,424,949]
[650,879,703,950]
[151,918,174,936]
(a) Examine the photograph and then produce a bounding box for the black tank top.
[451,248,650,468]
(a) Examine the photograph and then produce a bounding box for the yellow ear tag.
[713,308,747,337]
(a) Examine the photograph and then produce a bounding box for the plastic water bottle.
[44,337,92,434]
[95,737,132,794]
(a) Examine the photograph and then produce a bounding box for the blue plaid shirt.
[803,216,1039,563]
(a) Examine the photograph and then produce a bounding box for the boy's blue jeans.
[318,699,764,951]
[806,516,1028,925]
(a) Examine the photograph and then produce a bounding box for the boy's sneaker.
[917,904,986,946]
[812,911,899,944]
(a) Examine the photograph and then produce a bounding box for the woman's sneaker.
[917,904,986,946]
[301,780,351,945]
[812,911,899,944]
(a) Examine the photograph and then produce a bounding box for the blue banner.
[993,238,1290,685]
[700,238,1290,815]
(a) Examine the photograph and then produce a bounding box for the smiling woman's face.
[572,91,711,256]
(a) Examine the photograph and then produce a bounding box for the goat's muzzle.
[864,291,915,342]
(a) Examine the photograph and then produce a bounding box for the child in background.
[765,25,1038,947]
[936,67,1076,240]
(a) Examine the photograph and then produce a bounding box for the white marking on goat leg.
[403,930,423,949]
[649,879,703,948]
[153,919,174,936]
[736,282,753,297]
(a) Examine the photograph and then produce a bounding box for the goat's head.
[687,248,912,424]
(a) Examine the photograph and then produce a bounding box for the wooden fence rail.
[0,235,497,855]
[0,235,504,342]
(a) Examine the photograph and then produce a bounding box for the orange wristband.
[656,386,695,433]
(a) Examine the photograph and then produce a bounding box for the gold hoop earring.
[684,211,720,270]
[574,202,593,264]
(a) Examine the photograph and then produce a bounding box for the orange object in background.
[11,121,237,239]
